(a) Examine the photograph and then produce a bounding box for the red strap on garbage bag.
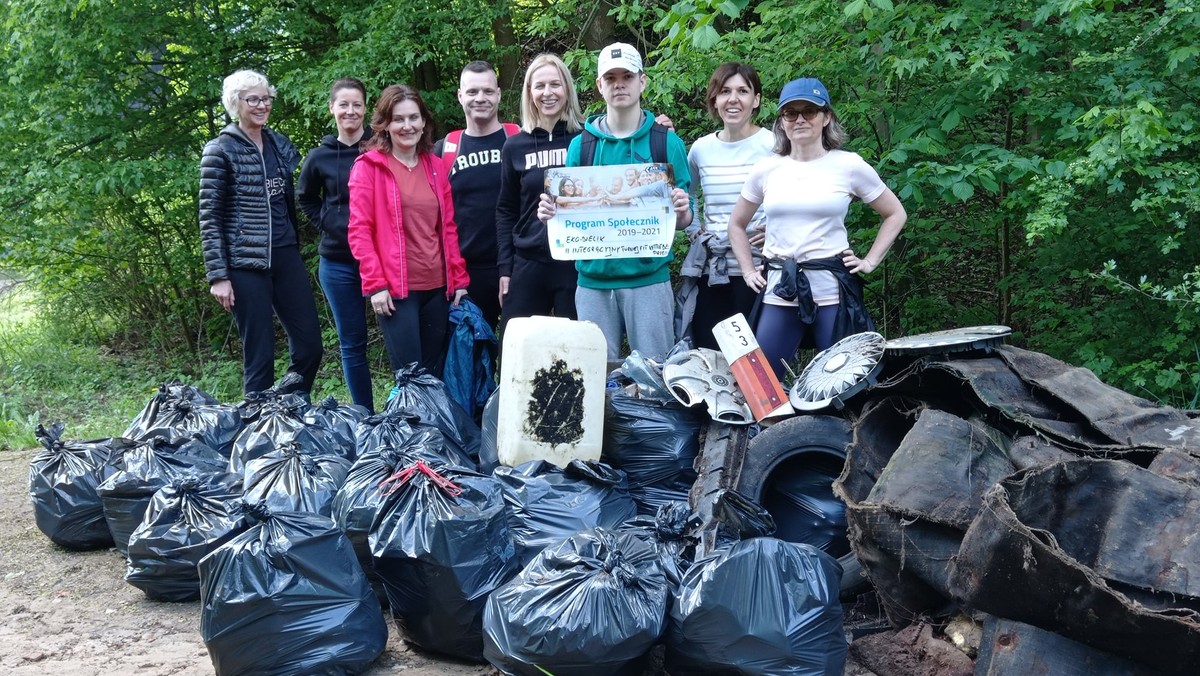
[379,460,463,497]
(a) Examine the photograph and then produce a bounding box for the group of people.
[198,42,906,411]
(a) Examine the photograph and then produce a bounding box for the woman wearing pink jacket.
[348,84,469,377]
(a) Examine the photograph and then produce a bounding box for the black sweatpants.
[227,245,323,394]
[500,255,578,337]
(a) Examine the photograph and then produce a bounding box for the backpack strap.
[650,123,669,164]
[442,124,520,173]
[579,128,598,167]
[440,129,464,173]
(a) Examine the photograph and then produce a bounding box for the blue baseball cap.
[778,77,830,109]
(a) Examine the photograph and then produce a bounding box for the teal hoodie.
[566,111,693,290]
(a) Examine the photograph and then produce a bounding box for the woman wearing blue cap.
[727,77,906,379]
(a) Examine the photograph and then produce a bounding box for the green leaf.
[941,108,962,132]
[692,24,720,50]
[951,182,975,202]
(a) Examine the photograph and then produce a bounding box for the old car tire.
[735,414,867,598]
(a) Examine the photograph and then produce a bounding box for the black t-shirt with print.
[434,128,509,266]
[263,135,296,249]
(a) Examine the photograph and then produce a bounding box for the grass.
[0,282,217,449]
[0,279,401,452]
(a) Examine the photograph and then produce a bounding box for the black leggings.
[377,287,449,377]
[227,245,323,394]
[691,277,760,350]
[500,255,577,336]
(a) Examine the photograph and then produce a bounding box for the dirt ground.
[3,444,894,675]
[0,447,490,676]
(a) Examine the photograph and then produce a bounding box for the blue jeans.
[319,257,373,412]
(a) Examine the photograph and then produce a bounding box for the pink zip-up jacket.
[347,148,469,299]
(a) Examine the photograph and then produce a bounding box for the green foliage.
[2,0,1198,410]
[654,0,1200,403]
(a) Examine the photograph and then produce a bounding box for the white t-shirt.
[740,150,886,306]
[687,128,774,274]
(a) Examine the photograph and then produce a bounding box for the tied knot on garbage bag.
[35,421,69,452]
[170,475,203,493]
[241,500,273,524]
[379,460,462,497]
[601,549,642,588]
[712,488,776,541]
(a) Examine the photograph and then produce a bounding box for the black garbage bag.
[124,473,245,601]
[97,432,229,556]
[304,395,370,458]
[661,489,843,673]
[28,422,137,549]
[603,392,704,514]
[199,503,387,676]
[332,427,449,585]
[765,453,851,558]
[478,388,500,474]
[665,537,846,675]
[384,362,482,466]
[483,527,669,676]
[229,393,342,473]
[354,407,476,471]
[495,459,638,567]
[243,442,352,517]
[124,381,219,439]
[620,501,700,591]
[235,371,311,425]
[369,458,517,661]
[136,399,244,459]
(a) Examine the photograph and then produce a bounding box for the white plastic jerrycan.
[497,317,607,468]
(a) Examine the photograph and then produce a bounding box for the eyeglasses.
[241,95,275,107]
[780,106,824,121]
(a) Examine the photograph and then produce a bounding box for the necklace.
[391,148,418,170]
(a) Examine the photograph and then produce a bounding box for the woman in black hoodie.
[495,54,586,331]
[297,78,375,410]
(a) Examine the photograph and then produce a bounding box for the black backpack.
[578,122,669,166]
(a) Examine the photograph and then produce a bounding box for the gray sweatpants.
[575,281,675,362]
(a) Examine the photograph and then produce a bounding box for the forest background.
[1,0,1197,446]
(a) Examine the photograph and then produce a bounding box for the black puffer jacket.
[199,124,301,283]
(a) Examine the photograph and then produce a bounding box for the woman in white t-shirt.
[679,62,775,350]
[728,77,906,378]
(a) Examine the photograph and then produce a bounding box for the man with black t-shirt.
[433,61,519,329]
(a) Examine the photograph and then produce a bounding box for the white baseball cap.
[597,43,643,77]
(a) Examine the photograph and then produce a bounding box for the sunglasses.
[780,106,824,121]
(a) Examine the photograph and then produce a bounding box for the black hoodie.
[495,120,579,277]
[296,127,373,262]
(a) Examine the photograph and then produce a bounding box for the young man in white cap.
[434,61,520,329]
[537,42,693,362]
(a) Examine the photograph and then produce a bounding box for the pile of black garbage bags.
[28,361,848,675]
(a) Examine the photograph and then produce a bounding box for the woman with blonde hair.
[495,53,586,329]
[199,69,322,395]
